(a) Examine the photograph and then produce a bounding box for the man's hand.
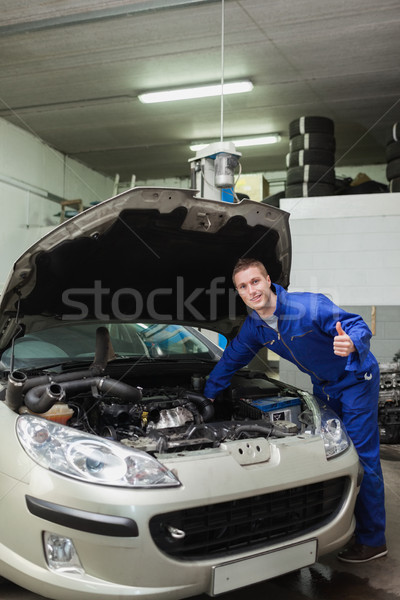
[333,321,356,357]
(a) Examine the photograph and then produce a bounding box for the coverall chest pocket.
[290,329,313,342]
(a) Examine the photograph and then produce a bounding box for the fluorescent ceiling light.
[138,81,253,104]
[190,135,281,152]
[234,135,281,147]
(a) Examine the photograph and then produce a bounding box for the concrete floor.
[1,445,399,600]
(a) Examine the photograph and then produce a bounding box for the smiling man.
[234,262,276,317]
[204,257,386,564]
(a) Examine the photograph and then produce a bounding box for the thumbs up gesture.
[334,322,356,357]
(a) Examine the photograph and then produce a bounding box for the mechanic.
[204,257,387,563]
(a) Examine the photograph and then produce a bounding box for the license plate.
[210,539,317,595]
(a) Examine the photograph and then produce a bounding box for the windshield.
[0,323,215,370]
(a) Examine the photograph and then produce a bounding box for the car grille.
[150,477,348,559]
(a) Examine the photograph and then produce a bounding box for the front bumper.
[0,434,360,600]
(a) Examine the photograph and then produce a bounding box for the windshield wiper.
[38,359,94,372]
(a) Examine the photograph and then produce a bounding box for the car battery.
[238,396,302,425]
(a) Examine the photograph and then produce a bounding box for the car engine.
[4,327,308,455]
[13,379,303,455]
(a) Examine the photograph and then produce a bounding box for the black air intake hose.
[7,325,113,411]
[22,369,102,393]
[24,377,142,414]
[2,368,102,412]
[183,392,214,422]
[232,423,294,438]
[36,383,65,410]
[4,369,98,412]
[5,371,28,410]
[91,326,116,371]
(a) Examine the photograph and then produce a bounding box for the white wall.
[276,193,400,390]
[0,118,114,287]
[280,194,400,306]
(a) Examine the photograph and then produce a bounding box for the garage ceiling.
[0,0,399,183]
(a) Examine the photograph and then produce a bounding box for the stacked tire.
[285,116,336,198]
[386,122,400,193]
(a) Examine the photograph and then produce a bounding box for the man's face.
[234,266,273,313]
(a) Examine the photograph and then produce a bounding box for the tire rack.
[386,122,400,193]
[285,116,336,198]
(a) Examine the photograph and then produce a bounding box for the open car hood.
[0,187,291,348]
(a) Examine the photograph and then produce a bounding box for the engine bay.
[3,326,313,456]
[10,367,312,456]
[69,384,305,454]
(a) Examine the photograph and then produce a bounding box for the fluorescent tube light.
[190,134,281,152]
[138,81,253,104]
[234,135,281,147]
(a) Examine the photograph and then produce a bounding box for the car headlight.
[318,404,351,459]
[16,415,180,488]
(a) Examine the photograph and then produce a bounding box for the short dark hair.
[232,258,268,286]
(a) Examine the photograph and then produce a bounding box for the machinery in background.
[378,362,400,443]
[189,141,241,202]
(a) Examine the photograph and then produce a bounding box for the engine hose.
[91,326,116,371]
[97,377,142,401]
[182,401,202,425]
[24,377,142,414]
[183,392,214,422]
[6,327,114,412]
[232,423,293,439]
[5,370,28,410]
[20,369,101,394]
[37,383,65,409]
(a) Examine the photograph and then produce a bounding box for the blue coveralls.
[204,283,386,548]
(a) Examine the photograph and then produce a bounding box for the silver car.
[0,188,361,600]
